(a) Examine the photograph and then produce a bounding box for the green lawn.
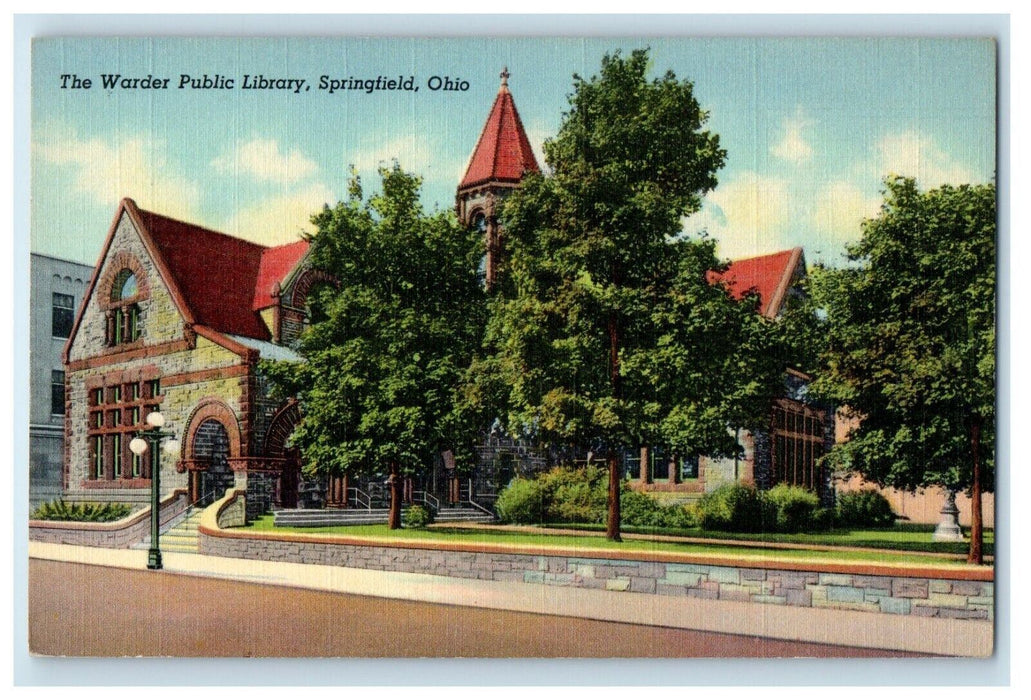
[547,522,994,556]
[242,515,987,568]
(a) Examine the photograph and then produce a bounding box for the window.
[680,454,700,480]
[117,272,138,299]
[771,399,826,492]
[52,293,74,338]
[87,377,162,482]
[473,212,488,234]
[50,370,65,415]
[105,269,142,346]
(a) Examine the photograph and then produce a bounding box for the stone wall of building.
[29,490,189,548]
[67,215,180,361]
[65,335,246,499]
[199,528,993,622]
[245,472,275,519]
[700,429,757,493]
[63,211,252,499]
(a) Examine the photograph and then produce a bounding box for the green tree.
[265,165,486,528]
[811,177,995,564]
[475,49,783,540]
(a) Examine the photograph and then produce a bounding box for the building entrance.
[191,419,235,506]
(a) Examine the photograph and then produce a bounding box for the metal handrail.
[413,490,440,511]
[456,479,493,517]
[347,487,372,511]
[466,494,494,517]
[187,487,218,511]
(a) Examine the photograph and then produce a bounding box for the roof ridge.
[135,205,270,252]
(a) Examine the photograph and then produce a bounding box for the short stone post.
[932,490,965,542]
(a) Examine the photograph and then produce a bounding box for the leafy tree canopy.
[811,176,996,494]
[474,48,783,482]
[264,165,486,481]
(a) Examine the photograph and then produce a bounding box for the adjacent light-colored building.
[30,253,94,507]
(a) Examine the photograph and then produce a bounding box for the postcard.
[26,33,997,663]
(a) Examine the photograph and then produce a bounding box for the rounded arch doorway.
[265,400,302,509]
[191,418,236,506]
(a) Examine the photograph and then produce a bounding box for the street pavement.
[29,540,987,656]
[29,558,918,657]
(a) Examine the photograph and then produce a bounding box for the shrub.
[836,489,896,528]
[537,465,608,523]
[402,504,435,528]
[658,502,697,529]
[765,483,828,533]
[620,490,665,527]
[31,500,132,522]
[620,490,695,529]
[693,483,768,532]
[495,477,547,524]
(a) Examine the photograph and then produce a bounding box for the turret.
[456,68,540,288]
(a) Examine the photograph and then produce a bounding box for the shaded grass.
[546,522,994,556]
[242,515,984,568]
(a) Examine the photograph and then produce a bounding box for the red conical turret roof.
[458,68,540,191]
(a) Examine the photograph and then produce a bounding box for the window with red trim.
[87,377,162,481]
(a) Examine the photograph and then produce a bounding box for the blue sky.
[31,37,996,267]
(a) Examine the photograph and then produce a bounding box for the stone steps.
[273,506,495,528]
[136,508,204,553]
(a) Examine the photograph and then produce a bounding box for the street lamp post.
[130,411,176,570]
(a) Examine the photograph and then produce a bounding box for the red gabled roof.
[254,239,310,311]
[708,247,805,318]
[458,69,540,191]
[133,204,307,340]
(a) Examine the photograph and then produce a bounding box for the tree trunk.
[967,417,983,565]
[388,461,402,530]
[606,313,622,542]
[606,449,622,542]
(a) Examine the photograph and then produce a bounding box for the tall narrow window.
[106,269,142,346]
[112,434,122,478]
[50,370,65,415]
[92,436,104,479]
[52,293,74,338]
[770,399,825,492]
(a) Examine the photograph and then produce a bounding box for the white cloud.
[686,171,792,260]
[873,131,974,188]
[771,107,815,165]
[348,134,465,184]
[211,138,318,184]
[221,183,336,246]
[33,122,201,220]
[810,180,882,250]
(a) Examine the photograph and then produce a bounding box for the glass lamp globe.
[145,411,165,428]
[129,437,149,456]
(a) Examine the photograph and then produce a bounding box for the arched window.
[115,270,138,300]
[473,211,488,235]
[106,268,142,346]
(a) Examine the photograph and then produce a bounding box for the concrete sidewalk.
[28,541,991,656]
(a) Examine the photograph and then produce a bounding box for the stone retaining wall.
[199,525,993,622]
[29,490,189,548]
